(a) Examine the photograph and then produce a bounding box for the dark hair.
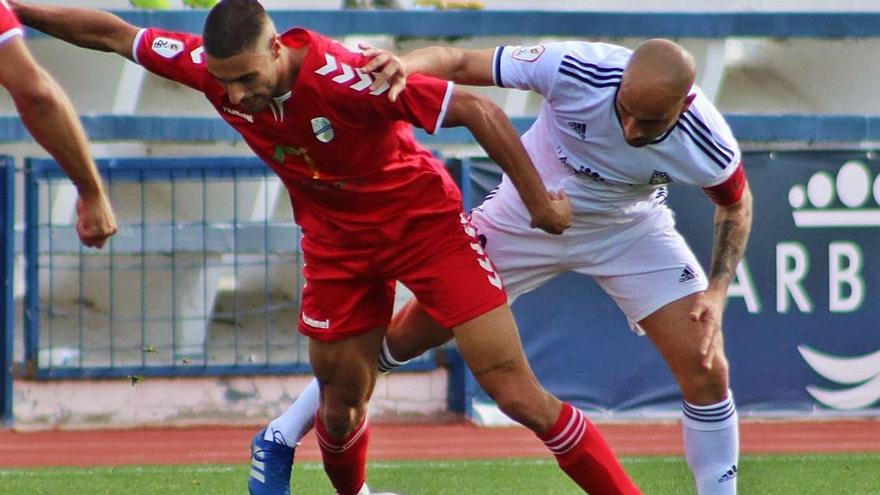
[203,0,270,59]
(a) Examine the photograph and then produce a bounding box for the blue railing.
[1,157,14,426]
[4,115,880,144]
[20,156,437,381]
[22,10,880,39]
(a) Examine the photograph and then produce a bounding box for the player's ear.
[269,33,282,58]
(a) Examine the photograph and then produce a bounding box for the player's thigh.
[451,305,559,431]
[395,212,508,331]
[591,226,708,334]
[386,299,452,361]
[298,237,396,341]
[639,294,730,402]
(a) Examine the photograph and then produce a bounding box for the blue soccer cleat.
[248,428,295,495]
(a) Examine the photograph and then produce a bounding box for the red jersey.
[0,0,23,47]
[133,27,462,244]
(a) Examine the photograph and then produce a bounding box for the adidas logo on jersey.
[718,464,737,483]
[567,121,586,140]
[314,54,390,96]
[679,265,698,283]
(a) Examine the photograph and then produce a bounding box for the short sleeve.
[492,42,571,98]
[0,1,23,47]
[133,28,208,92]
[369,73,454,135]
[679,91,742,188]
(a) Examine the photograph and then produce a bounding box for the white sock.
[265,378,320,447]
[377,337,409,373]
[682,390,739,495]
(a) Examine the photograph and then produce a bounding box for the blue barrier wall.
[21,11,880,39]
[462,150,880,417]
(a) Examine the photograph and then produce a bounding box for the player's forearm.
[15,72,106,199]
[707,184,753,294]
[12,1,135,58]
[402,47,493,86]
[460,95,552,218]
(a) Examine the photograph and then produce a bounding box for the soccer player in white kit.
[261,38,752,495]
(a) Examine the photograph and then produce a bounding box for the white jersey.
[490,42,741,232]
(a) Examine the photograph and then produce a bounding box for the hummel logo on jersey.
[679,265,698,283]
[302,313,330,329]
[315,54,390,95]
[567,121,587,140]
[650,170,672,185]
[718,464,737,483]
[222,106,253,123]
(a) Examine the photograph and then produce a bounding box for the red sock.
[315,414,370,495]
[540,403,642,495]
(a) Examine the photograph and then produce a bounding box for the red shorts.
[298,211,507,342]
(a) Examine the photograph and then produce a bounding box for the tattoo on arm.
[472,358,517,378]
[709,216,748,283]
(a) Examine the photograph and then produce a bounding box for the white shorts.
[471,192,708,334]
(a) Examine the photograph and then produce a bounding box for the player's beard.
[241,95,269,113]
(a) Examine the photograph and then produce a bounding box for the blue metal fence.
[21,156,436,380]
[1,157,14,425]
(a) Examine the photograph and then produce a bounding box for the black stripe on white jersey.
[676,119,729,169]
[559,67,621,89]
[562,54,624,75]
[677,112,734,169]
[494,46,507,87]
[558,55,622,88]
[683,110,736,158]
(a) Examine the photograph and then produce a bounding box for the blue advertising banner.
[464,151,880,417]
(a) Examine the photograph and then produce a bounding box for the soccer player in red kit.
[12,1,642,494]
[0,0,116,248]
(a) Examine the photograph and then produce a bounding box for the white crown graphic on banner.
[789,160,880,227]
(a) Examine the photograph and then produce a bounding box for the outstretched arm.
[0,36,117,248]
[442,87,570,235]
[10,0,139,60]
[362,45,495,102]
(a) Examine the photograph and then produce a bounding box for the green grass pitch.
[1,453,878,494]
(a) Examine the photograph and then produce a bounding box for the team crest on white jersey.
[649,170,672,185]
[311,117,334,143]
[512,45,545,62]
[151,37,184,59]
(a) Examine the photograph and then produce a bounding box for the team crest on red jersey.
[311,117,334,143]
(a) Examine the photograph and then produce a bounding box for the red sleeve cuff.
[703,161,747,206]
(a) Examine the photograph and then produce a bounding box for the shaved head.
[623,38,696,107]
[616,39,697,147]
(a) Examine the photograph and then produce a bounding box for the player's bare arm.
[0,34,117,248]
[691,167,753,368]
[10,1,139,61]
[442,88,571,235]
[361,45,495,102]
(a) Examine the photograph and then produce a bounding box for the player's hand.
[76,192,118,249]
[359,43,407,103]
[530,190,572,235]
[688,290,725,370]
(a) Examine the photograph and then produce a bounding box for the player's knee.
[492,389,555,432]
[320,402,366,440]
[681,357,729,403]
